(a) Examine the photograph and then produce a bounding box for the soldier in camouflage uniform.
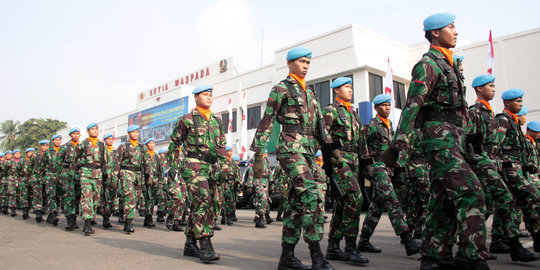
[17,148,35,220]
[0,153,5,215]
[115,124,148,233]
[524,121,540,191]
[167,84,228,262]
[250,151,273,228]
[221,148,241,226]
[321,77,369,265]
[251,47,336,270]
[358,94,419,257]
[31,140,49,222]
[57,127,82,230]
[156,148,169,223]
[1,151,13,215]
[6,149,21,217]
[488,89,540,254]
[163,146,187,232]
[39,134,63,226]
[273,163,289,222]
[142,138,161,228]
[101,133,117,229]
[72,122,109,235]
[386,13,490,269]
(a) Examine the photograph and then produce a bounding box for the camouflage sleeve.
[315,101,332,145]
[215,117,229,171]
[70,143,83,173]
[322,106,337,136]
[488,116,509,158]
[363,122,378,158]
[114,146,123,175]
[250,86,284,154]
[167,117,188,165]
[392,60,437,152]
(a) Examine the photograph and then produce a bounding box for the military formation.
[1,11,539,270]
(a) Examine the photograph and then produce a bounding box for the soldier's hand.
[168,167,177,180]
[253,154,264,178]
[382,147,399,168]
[329,149,343,166]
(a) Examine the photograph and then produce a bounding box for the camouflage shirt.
[489,110,526,162]
[145,151,163,185]
[72,138,108,178]
[17,156,34,178]
[523,135,539,171]
[56,141,79,177]
[363,116,393,160]
[115,141,147,173]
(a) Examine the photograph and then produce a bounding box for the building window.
[393,81,406,109]
[313,80,331,108]
[369,73,383,101]
[222,110,237,133]
[247,106,261,130]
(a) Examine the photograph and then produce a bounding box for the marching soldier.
[156,147,169,223]
[221,148,241,226]
[143,138,160,228]
[1,150,13,215]
[385,13,490,269]
[40,134,63,226]
[273,163,288,222]
[250,46,336,270]
[6,149,21,217]
[57,127,82,230]
[321,77,369,265]
[168,84,229,262]
[101,133,117,228]
[524,121,540,191]
[32,140,50,223]
[162,146,187,232]
[251,150,273,228]
[18,148,35,220]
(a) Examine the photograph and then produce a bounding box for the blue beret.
[25,148,35,153]
[330,77,352,88]
[144,138,154,145]
[517,106,528,116]
[192,85,213,94]
[12,149,20,153]
[423,12,456,31]
[51,134,61,140]
[0,153,4,157]
[315,150,322,157]
[158,148,168,154]
[454,55,464,62]
[69,127,80,135]
[87,122,98,130]
[501,88,524,100]
[373,94,392,105]
[472,75,495,88]
[127,125,140,132]
[232,156,240,161]
[286,46,312,61]
[4,150,12,154]
[527,121,540,132]
[265,149,268,153]
[39,140,50,145]
[226,145,233,151]
[103,133,114,140]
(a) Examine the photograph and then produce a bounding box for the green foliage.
[0,118,67,152]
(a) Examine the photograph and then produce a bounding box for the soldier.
[142,137,160,228]
[320,77,369,265]
[101,133,117,229]
[0,153,4,214]
[385,13,490,269]
[467,75,538,262]
[221,148,241,226]
[357,94,419,257]
[251,46,337,270]
[115,124,147,233]
[72,122,108,235]
[489,89,540,254]
[6,149,21,217]
[1,150,13,215]
[156,147,169,223]
[57,127,82,231]
[162,146,187,232]
[18,148,35,220]
[32,140,49,222]
[40,134,63,226]
[251,150,273,228]
[273,164,288,222]
[524,121,540,191]
[167,84,228,262]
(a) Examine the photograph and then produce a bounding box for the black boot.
[226,215,233,225]
[112,209,119,216]
[184,236,200,257]
[419,256,439,270]
[199,237,220,262]
[51,211,59,226]
[22,208,29,220]
[123,218,134,233]
[1,206,8,215]
[508,236,540,262]
[166,214,174,230]
[65,215,75,231]
[265,212,274,224]
[73,215,80,229]
[46,213,53,224]
[180,212,187,225]
[10,207,17,217]
[533,232,540,252]
[400,232,420,256]
[278,242,310,270]
[344,237,369,265]
[309,241,335,270]
[453,256,489,270]
[102,215,112,228]
[255,216,267,228]
[357,236,382,253]
[83,219,95,235]
[172,220,184,232]
[35,210,43,223]
[489,236,510,253]
[276,211,283,221]
[439,248,454,270]
[90,219,97,225]
[118,209,125,224]
[156,211,165,223]
[144,215,155,228]
[518,229,530,238]
[221,215,226,225]
[325,238,349,261]
[413,225,423,239]
[231,211,237,221]
[213,220,222,231]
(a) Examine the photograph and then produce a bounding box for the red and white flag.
[226,97,232,145]
[384,57,397,130]
[240,89,248,160]
[487,30,494,75]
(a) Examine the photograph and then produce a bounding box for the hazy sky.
[1,0,538,128]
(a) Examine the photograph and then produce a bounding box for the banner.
[240,89,248,160]
[384,57,397,130]
[487,30,494,75]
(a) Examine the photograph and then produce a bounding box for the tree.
[0,120,20,151]
[12,118,67,152]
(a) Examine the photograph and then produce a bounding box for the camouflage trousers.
[278,152,324,244]
[17,178,30,209]
[0,178,7,207]
[277,192,288,213]
[329,161,362,240]
[211,182,224,221]
[223,181,237,215]
[80,175,102,221]
[100,184,115,217]
[44,173,61,214]
[422,148,488,260]
[405,160,430,232]
[498,160,540,234]
[31,179,46,212]
[166,175,186,221]
[360,162,409,239]
[157,183,168,213]
[143,183,158,215]
[255,180,269,217]
[62,173,81,216]
[7,177,18,209]
[120,169,144,220]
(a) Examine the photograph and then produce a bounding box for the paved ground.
[0,209,538,269]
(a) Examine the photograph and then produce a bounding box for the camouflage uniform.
[115,141,147,221]
[40,146,62,216]
[250,75,331,245]
[5,158,20,210]
[322,100,365,240]
[274,165,290,215]
[168,108,228,239]
[17,156,33,212]
[391,47,488,260]
[523,135,540,191]
[249,155,272,218]
[164,151,187,223]
[101,146,117,218]
[143,150,162,216]
[360,116,410,239]
[0,159,6,211]
[57,141,81,217]
[223,157,241,218]
[31,150,47,214]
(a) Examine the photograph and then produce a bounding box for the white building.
[57,24,540,159]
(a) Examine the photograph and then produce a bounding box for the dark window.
[222,110,238,133]
[313,81,331,108]
[247,106,261,130]
[369,73,383,101]
[393,81,406,109]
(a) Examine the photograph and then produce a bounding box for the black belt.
[63,165,70,169]
[340,144,357,153]
[502,149,521,158]
[283,124,314,135]
[120,165,142,172]
[422,110,464,128]
[81,164,101,169]
[186,152,218,163]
